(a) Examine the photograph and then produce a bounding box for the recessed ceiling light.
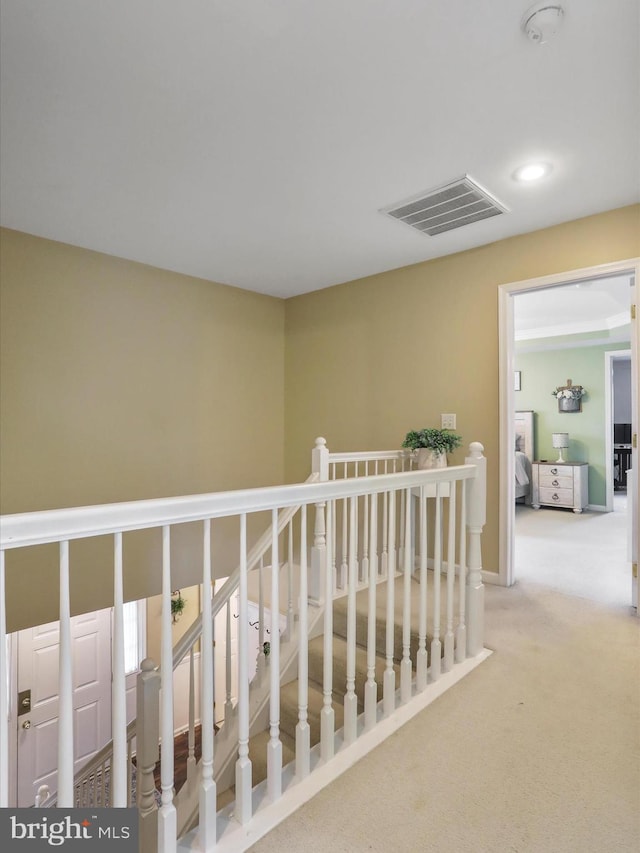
[513,162,552,182]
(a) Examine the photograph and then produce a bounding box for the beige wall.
[0,228,285,631]
[284,205,640,575]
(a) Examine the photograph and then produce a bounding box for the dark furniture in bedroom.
[614,423,632,491]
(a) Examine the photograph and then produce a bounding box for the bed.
[515,410,534,504]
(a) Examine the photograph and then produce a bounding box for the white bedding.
[515,451,530,486]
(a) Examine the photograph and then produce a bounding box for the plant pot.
[416,448,447,470]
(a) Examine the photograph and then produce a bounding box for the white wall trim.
[587,504,608,513]
[499,258,640,589]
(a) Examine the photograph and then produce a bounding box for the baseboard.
[587,504,608,512]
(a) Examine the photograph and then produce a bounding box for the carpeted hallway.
[247,507,639,852]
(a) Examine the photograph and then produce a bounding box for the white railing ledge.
[0,466,479,551]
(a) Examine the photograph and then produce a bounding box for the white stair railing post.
[187,648,196,781]
[136,658,160,853]
[58,540,74,807]
[416,486,428,691]
[400,488,412,704]
[223,601,233,728]
[0,551,7,808]
[235,514,253,824]
[344,496,358,744]
[466,442,487,657]
[199,518,216,851]
[310,437,329,604]
[455,484,468,664]
[383,489,396,716]
[320,500,335,762]
[111,532,127,807]
[430,485,442,682]
[296,505,311,779]
[267,508,283,801]
[256,556,266,682]
[158,526,177,853]
[444,482,457,672]
[364,492,378,729]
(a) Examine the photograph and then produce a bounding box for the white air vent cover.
[382,175,508,236]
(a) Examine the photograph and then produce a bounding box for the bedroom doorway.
[498,259,639,612]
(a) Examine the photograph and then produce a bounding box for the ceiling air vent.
[382,175,508,237]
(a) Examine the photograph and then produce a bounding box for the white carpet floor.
[248,499,640,853]
[515,494,632,609]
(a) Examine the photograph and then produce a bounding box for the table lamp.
[552,432,569,463]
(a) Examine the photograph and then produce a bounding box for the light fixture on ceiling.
[521,3,565,44]
[513,162,552,182]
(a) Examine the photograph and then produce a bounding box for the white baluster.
[199,518,216,850]
[331,497,337,595]
[364,492,378,730]
[286,520,294,641]
[339,464,348,589]
[320,501,335,762]
[296,505,310,779]
[344,496,358,744]
[137,658,160,853]
[224,601,233,726]
[158,526,176,853]
[0,551,7,808]
[401,489,412,704]
[399,479,406,571]
[431,486,442,681]
[127,738,134,807]
[416,486,428,691]
[267,509,282,801]
[456,484,468,664]
[235,514,252,824]
[111,532,127,807]
[187,648,196,780]
[383,490,396,716]
[381,467,389,578]
[310,500,326,605]
[58,540,74,806]
[466,443,486,657]
[256,556,266,681]
[362,462,370,585]
[310,437,329,604]
[444,482,457,672]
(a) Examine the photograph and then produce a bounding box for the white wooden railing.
[0,438,488,853]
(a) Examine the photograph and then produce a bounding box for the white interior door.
[16,609,112,806]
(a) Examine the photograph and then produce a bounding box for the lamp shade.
[552,432,569,463]
[552,433,569,449]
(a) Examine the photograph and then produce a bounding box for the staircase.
[1,437,488,853]
[213,572,441,813]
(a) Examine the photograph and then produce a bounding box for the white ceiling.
[514,273,633,340]
[1,1,639,298]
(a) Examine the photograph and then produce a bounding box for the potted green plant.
[402,428,463,469]
[171,591,186,623]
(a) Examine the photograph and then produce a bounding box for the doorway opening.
[498,259,638,611]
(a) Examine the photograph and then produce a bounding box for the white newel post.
[465,442,486,657]
[137,658,161,853]
[310,437,329,604]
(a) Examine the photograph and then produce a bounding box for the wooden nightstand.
[531,461,588,513]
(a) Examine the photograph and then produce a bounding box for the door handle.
[22,720,31,730]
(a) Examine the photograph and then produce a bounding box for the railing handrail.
[327,449,411,464]
[0,466,478,551]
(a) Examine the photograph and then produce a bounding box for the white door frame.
[604,349,632,512]
[498,258,639,595]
